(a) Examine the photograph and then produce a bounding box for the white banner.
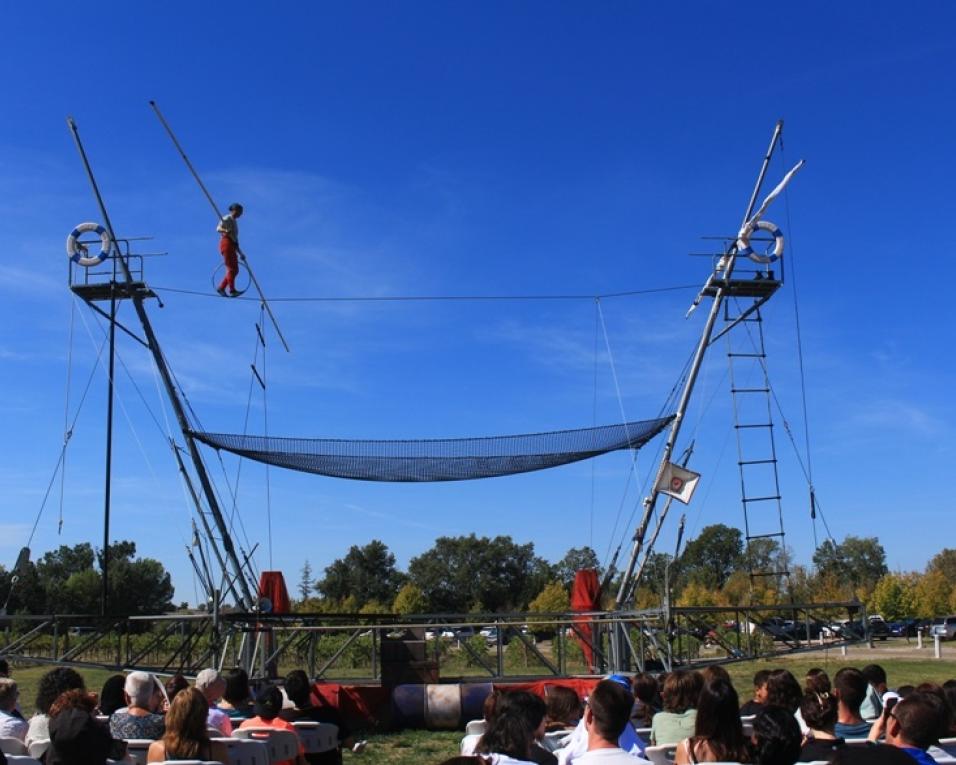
[655,461,701,504]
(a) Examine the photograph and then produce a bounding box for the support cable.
[58,299,77,534]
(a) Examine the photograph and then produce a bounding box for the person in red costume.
[216,202,244,297]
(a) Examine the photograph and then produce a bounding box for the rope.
[150,283,701,303]
[590,300,600,551]
[58,299,76,535]
[260,305,273,570]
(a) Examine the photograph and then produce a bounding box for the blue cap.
[605,673,632,691]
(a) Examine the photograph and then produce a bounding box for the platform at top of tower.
[702,275,781,299]
[70,280,156,302]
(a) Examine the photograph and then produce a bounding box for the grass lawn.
[6,643,956,764]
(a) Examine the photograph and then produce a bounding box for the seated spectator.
[0,678,27,742]
[239,684,307,765]
[0,659,9,678]
[165,673,189,703]
[877,692,949,765]
[630,673,660,729]
[750,706,801,765]
[765,670,803,715]
[545,686,582,734]
[280,669,356,762]
[798,688,844,762]
[477,691,541,765]
[26,666,86,748]
[48,689,126,765]
[897,686,916,700]
[573,679,652,765]
[740,670,771,716]
[218,666,255,720]
[675,677,750,764]
[462,692,499,756]
[796,669,831,734]
[194,667,233,736]
[98,674,127,716]
[861,664,888,719]
[109,672,165,740]
[651,670,702,745]
[484,691,556,765]
[942,680,956,736]
[555,676,647,763]
[148,687,229,764]
[833,668,871,739]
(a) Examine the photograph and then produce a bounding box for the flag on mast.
[656,461,701,504]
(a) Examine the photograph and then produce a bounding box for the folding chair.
[0,738,28,756]
[233,727,299,764]
[292,721,338,753]
[124,738,155,765]
[4,757,43,765]
[644,743,678,765]
[212,737,271,765]
[464,719,487,736]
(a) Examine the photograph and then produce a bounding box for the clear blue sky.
[1,2,953,606]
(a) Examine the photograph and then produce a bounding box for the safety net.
[192,416,672,482]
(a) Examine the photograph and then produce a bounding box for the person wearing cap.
[109,672,166,740]
[216,203,244,297]
[238,684,307,765]
[194,668,233,736]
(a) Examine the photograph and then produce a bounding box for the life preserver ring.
[66,222,111,267]
[737,219,784,264]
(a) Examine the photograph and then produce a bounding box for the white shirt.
[574,747,652,765]
[557,721,647,765]
[487,755,536,765]
[26,713,49,747]
[0,709,28,741]
[217,213,239,242]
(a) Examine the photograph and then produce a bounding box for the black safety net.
[192,416,673,482]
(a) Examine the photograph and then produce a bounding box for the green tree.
[927,549,956,585]
[915,570,952,618]
[868,572,918,620]
[680,524,743,590]
[408,534,550,612]
[298,560,314,602]
[552,547,601,587]
[317,540,405,608]
[392,583,427,614]
[528,581,570,613]
[813,536,888,596]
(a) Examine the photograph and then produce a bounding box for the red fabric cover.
[258,571,291,613]
[570,569,601,672]
[495,678,600,700]
[312,683,391,730]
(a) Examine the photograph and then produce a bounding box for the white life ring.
[66,222,111,267]
[737,219,784,264]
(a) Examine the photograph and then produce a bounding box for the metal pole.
[101,280,117,616]
[66,116,257,611]
[148,100,290,353]
[613,121,785,609]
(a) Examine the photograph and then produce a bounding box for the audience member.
[833,668,871,739]
[281,669,356,762]
[165,673,189,703]
[874,692,948,764]
[675,677,750,764]
[571,679,651,765]
[740,670,771,716]
[194,667,233,736]
[148,687,229,764]
[0,678,27,742]
[239,684,307,765]
[556,676,647,763]
[651,670,702,745]
[765,670,802,715]
[48,689,125,765]
[897,686,916,699]
[750,706,801,765]
[462,692,499,756]
[941,680,956,736]
[545,686,582,733]
[630,673,660,729]
[0,659,9,678]
[798,687,844,762]
[476,701,537,764]
[861,664,888,719]
[26,666,86,747]
[492,691,556,765]
[109,671,166,740]
[218,666,255,720]
[98,674,127,716]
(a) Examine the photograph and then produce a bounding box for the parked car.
[888,618,920,637]
[930,615,956,640]
[868,617,890,640]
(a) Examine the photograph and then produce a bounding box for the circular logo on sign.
[670,476,684,491]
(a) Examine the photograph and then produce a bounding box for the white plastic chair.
[0,738,28,756]
[464,718,487,736]
[124,738,156,765]
[940,738,956,756]
[644,743,678,765]
[541,730,571,752]
[212,737,271,765]
[233,727,299,763]
[26,739,50,760]
[291,721,338,753]
[5,756,43,765]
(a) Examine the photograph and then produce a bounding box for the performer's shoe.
[217,287,227,297]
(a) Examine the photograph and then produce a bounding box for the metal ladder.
[725,301,791,597]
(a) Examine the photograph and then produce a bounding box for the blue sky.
[1,2,954,606]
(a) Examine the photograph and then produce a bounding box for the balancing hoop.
[737,219,784,264]
[66,222,111,267]
[211,261,251,294]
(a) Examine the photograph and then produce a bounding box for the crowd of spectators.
[0,661,353,765]
[445,663,956,765]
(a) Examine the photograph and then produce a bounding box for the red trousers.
[218,237,238,292]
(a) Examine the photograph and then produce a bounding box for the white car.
[930,616,956,640]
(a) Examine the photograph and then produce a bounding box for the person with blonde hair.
[147,687,229,763]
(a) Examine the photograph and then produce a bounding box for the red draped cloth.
[570,569,601,672]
